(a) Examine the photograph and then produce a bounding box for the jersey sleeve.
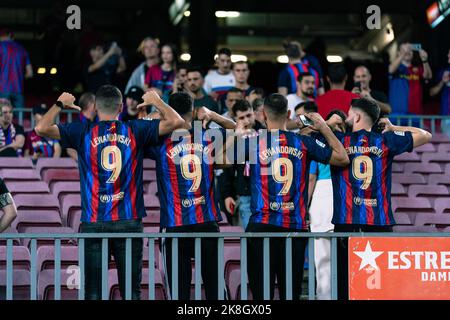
[57,122,86,150]
[302,135,332,164]
[309,160,318,175]
[383,131,414,156]
[134,119,161,146]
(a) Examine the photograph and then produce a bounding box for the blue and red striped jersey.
[278,58,322,96]
[146,128,224,228]
[239,130,332,230]
[25,130,58,157]
[58,119,160,223]
[0,40,30,94]
[331,129,413,226]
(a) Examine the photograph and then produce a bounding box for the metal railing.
[388,115,450,134]
[13,108,79,129]
[1,232,450,300]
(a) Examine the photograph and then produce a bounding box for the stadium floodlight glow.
[184,10,190,17]
[215,11,240,18]
[327,55,343,63]
[180,53,191,61]
[37,67,46,74]
[231,54,247,63]
[50,67,57,74]
[277,55,289,63]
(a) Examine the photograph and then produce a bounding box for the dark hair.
[328,63,347,84]
[79,92,96,111]
[283,41,301,59]
[218,47,232,57]
[226,87,243,97]
[249,87,265,97]
[297,72,314,83]
[295,101,318,113]
[168,92,193,116]
[350,98,380,125]
[90,43,104,51]
[263,93,288,119]
[326,109,347,122]
[252,98,264,110]
[232,99,252,115]
[177,63,190,71]
[95,85,122,114]
[186,66,204,77]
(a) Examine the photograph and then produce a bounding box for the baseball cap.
[126,86,144,103]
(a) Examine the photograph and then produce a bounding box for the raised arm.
[308,112,349,167]
[379,118,432,148]
[137,90,185,136]
[35,92,81,140]
[196,106,236,129]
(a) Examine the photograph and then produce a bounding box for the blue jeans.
[0,93,25,108]
[80,219,143,300]
[238,196,252,230]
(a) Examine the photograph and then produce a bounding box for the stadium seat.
[38,269,79,300]
[445,164,450,175]
[143,194,160,210]
[392,163,404,173]
[21,226,75,248]
[404,163,442,174]
[143,159,156,170]
[392,173,426,185]
[35,158,77,177]
[226,268,281,300]
[414,213,450,227]
[109,268,166,300]
[391,183,407,196]
[0,245,31,270]
[14,194,60,213]
[61,194,81,227]
[143,170,157,183]
[219,211,229,225]
[430,133,450,144]
[142,210,160,227]
[42,168,80,190]
[5,181,50,195]
[146,181,158,195]
[0,169,40,182]
[14,210,62,232]
[393,151,421,162]
[393,225,439,233]
[0,227,20,246]
[427,174,450,185]
[0,157,33,169]
[224,243,241,283]
[435,198,450,215]
[413,143,436,154]
[0,270,31,300]
[36,245,78,272]
[220,226,244,244]
[437,143,450,153]
[422,152,450,164]
[391,197,433,213]
[51,181,80,202]
[392,212,413,225]
[408,185,449,198]
[67,209,81,232]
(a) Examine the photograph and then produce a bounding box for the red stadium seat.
[35,158,77,177]
[0,270,31,300]
[0,245,30,270]
[0,157,33,169]
[14,194,60,213]
[61,194,81,227]
[21,226,75,248]
[0,169,40,182]
[5,181,50,195]
[42,168,80,190]
[36,245,78,272]
[51,181,80,202]
[38,269,79,300]
[14,210,62,232]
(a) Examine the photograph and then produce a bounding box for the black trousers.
[334,224,392,300]
[163,221,221,300]
[80,219,143,300]
[246,222,308,300]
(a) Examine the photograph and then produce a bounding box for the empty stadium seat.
[413,143,436,154]
[52,181,80,202]
[142,210,160,227]
[422,152,450,164]
[392,163,404,173]
[0,227,20,246]
[438,143,450,153]
[14,194,60,213]
[0,157,33,169]
[435,198,450,215]
[391,197,433,213]
[38,269,79,300]
[143,170,157,183]
[36,245,79,272]
[61,194,81,227]
[0,246,30,270]
[219,211,229,225]
[0,169,40,182]
[408,185,449,198]
[392,212,413,226]
[146,181,158,195]
[5,181,50,195]
[0,270,31,300]
[143,194,160,210]
[143,159,156,170]
[392,173,426,185]
[391,183,407,196]
[414,213,450,227]
[21,227,75,248]
[404,163,442,174]
[430,133,450,144]
[393,151,421,162]
[109,268,166,300]
[68,209,81,232]
[393,225,440,233]
[427,174,450,185]
[14,210,62,232]
[42,168,80,189]
[35,158,77,177]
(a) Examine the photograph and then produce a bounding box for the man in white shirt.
[204,48,236,103]
[286,72,315,119]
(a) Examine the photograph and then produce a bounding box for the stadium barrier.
[1,232,450,300]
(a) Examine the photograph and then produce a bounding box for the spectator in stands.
[0,28,33,109]
[278,40,324,97]
[35,86,185,300]
[352,65,391,115]
[24,105,61,161]
[125,37,160,94]
[430,48,450,116]
[86,42,126,93]
[388,43,432,115]
[0,99,25,157]
[204,48,236,103]
[223,87,244,116]
[308,109,346,300]
[0,177,17,233]
[121,86,144,121]
[144,43,177,98]
[329,98,432,300]
[232,61,253,97]
[316,63,359,118]
[287,72,316,119]
[78,92,97,123]
[294,101,318,117]
[186,66,219,113]
[171,63,189,94]
[246,87,265,106]
[252,98,265,127]
[221,100,264,229]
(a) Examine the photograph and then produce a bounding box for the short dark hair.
[295,101,318,113]
[232,99,252,115]
[186,66,204,77]
[218,47,232,57]
[226,87,243,97]
[177,63,190,71]
[95,85,122,114]
[350,98,380,125]
[328,63,347,84]
[252,98,264,110]
[326,109,347,122]
[249,87,265,97]
[79,92,95,111]
[283,41,301,59]
[263,93,288,119]
[168,92,193,116]
[297,72,314,83]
